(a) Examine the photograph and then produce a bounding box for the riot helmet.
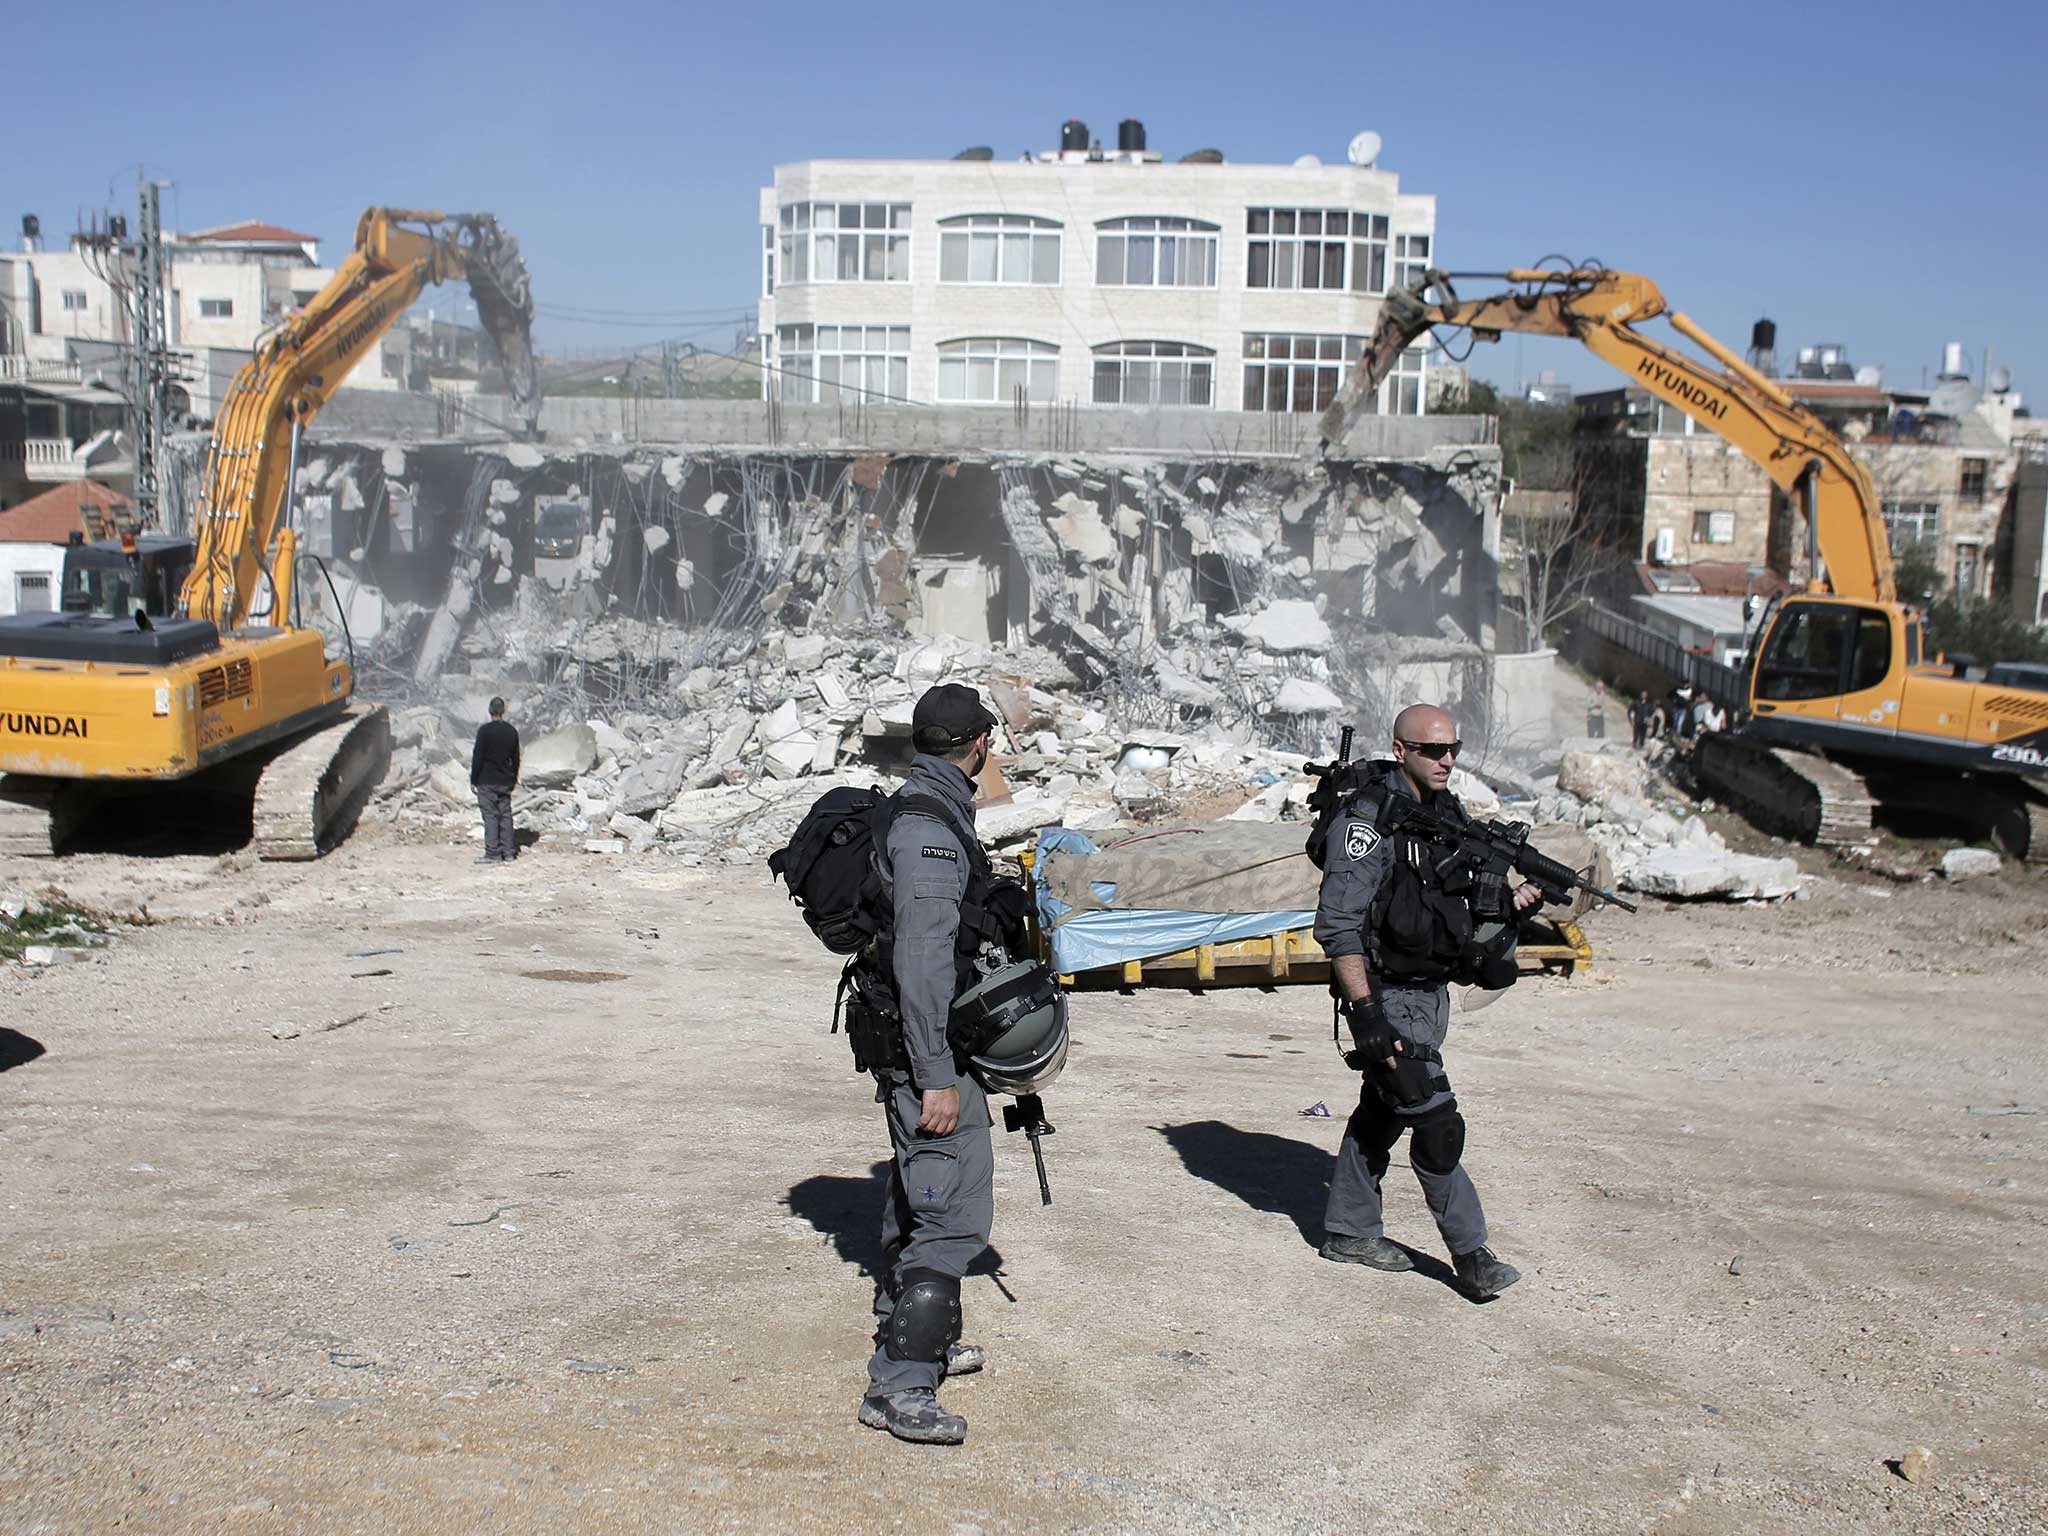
[1459,918,1519,990]
[947,958,1070,1095]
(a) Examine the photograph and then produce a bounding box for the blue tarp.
[1032,826,1315,975]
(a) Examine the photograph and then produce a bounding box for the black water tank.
[1061,118,1089,154]
[1751,317,1777,353]
[1118,118,1146,152]
[22,213,40,241]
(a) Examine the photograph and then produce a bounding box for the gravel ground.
[2,826,2044,1534]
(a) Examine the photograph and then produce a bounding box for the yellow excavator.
[1323,266,2048,860]
[0,209,541,857]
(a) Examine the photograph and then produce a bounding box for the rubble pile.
[1522,744,1806,902]
[372,627,1330,865]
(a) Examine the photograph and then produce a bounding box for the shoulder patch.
[921,845,959,861]
[1343,821,1381,862]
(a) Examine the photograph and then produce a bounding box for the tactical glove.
[1339,996,1393,1071]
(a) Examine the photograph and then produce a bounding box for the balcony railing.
[0,438,85,479]
[0,356,86,385]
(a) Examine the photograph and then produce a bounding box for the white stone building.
[757,121,1436,416]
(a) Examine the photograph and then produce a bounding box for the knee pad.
[883,1269,963,1363]
[1409,1104,1466,1175]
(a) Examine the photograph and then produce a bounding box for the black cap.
[911,683,998,753]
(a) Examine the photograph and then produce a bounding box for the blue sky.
[13,0,2044,396]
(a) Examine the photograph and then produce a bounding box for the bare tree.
[1502,470,1622,648]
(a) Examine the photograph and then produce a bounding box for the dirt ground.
[3,823,2045,1535]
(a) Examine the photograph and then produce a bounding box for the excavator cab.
[58,535,197,620]
[1748,594,1905,742]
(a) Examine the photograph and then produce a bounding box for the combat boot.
[1453,1245,1521,1299]
[858,1386,968,1445]
[1321,1233,1414,1271]
[943,1342,985,1375]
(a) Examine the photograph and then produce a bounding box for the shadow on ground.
[0,1028,46,1072]
[784,1160,1007,1285]
[1156,1120,1332,1249]
[1158,1119,1491,1300]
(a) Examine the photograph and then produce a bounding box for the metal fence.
[1578,602,1749,712]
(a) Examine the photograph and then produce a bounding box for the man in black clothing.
[470,697,520,863]
[1629,690,1653,749]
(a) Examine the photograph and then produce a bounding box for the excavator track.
[251,704,392,860]
[0,777,68,858]
[1994,788,2048,865]
[1693,734,1876,848]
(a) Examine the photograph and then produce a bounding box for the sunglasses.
[1397,738,1462,760]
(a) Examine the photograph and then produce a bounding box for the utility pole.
[126,177,173,530]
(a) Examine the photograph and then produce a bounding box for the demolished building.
[161,389,1554,856]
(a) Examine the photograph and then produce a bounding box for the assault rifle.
[1380,797,1638,919]
[1302,724,1637,918]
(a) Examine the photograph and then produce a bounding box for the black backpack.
[768,786,892,954]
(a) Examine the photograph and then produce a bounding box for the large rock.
[975,789,1071,844]
[523,723,599,788]
[1557,749,1645,806]
[759,699,820,779]
[1447,767,1501,819]
[613,750,690,815]
[1940,847,2001,881]
[1271,677,1343,715]
[429,760,474,805]
[783,634,829,674]
[1225,599,1331,654]
[1620,847,1804,901]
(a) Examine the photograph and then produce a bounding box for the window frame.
[1246,208,1391,294]
[1691,508,1736,545]
[775,201,912,287]
[1090,340,1217,407]
[935,337,1060,406]
[937,214,1062,287]
[1959,457,1988,503]
[60,289,88,312]
[1095,216,1220,289]
[197,296,234,319]
[775,322,912,404]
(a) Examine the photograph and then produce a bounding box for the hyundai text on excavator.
[0,209,541,857]
[1322,265,2048,861]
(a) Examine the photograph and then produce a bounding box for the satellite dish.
[1854,365,1882,386]
[1990,366,2013,393]
[1293,153,1322,167]
[1347,131,1382,168]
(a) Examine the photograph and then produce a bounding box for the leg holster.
[836,960,909,1078]
[1369,1038,1449,1111]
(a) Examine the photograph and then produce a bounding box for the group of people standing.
[1629,685,1725,749]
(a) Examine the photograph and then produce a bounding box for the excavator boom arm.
[1321,268,1894,604]
[180,209,540,628]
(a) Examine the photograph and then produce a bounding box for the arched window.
[1095,217,1218,287]
[937,215,1061,285]
[1091,341,1215,407]
[936,338,1059,404]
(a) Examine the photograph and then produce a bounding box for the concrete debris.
[1270,678,1343,715]
[522,723,599,788]
[1939,847,2001,881]
[1558,749,1645,805]
[1896,1446,1934,1485]
[1614,846,1805,902]
[1223,599,1331,654]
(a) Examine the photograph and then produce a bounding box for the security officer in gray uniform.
[857,683,1002,1445]
[1314,702,1537,1300]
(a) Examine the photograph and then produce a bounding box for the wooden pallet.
[1045,916,1592,994]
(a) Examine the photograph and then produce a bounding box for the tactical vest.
[1337,764,1479,986]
